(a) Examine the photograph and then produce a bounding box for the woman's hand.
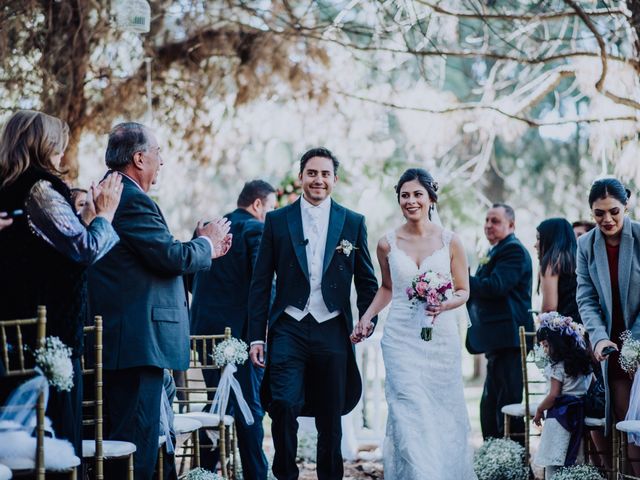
[594,339,618,362]
[92,173,123,223]
[533,408,544,427]
[426,302,448,316]
[350,318,374,344]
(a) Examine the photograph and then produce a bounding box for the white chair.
[0,463,11,480]
[616,420,640,478]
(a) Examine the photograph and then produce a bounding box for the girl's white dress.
[534,361,590,467]
[381,229,476,480]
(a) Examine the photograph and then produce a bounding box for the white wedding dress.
[381,229,476,480]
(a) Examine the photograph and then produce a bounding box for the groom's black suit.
[248,198,378,480]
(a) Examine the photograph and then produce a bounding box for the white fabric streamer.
[159,388,174,454]
[625,369,640,445]
[209,364,254,425]
[0,368,49,431]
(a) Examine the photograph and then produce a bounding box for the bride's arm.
[351,237,393,342]
[430,233,469,315]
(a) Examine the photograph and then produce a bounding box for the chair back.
[81,316,104,479]
[0,306,47,479]
[177,328,232,413]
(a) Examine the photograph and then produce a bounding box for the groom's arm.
[353,215,379,327]
[247,213,276,343]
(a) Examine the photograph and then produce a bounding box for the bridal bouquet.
[33,336,74,392]
[406,270,453,341]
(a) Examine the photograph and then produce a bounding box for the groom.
[248,147,378,480]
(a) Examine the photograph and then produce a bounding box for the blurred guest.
[87,122,231,480]
[572,220,595,239]
[70,187,88,214]
[190,179,276,479]
[466,203,533,440]
[577,178,640,475]
[535,218,581,323]
[0,110,122,457]
[0,212,12,230]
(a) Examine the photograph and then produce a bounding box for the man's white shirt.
[284,195,340,323]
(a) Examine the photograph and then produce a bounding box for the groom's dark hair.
[299,147,339,175]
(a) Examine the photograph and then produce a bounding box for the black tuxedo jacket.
[190,208,264,339]
[248,198,378,342]
[247,198,378,415]
[88,176,212,371]
[465,233,533,354]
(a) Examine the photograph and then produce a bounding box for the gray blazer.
[88,176,212,371]
[576,216,640,431]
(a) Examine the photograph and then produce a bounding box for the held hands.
[196,217,232,259]
[350,318,374,344]
[0,212,13,231]
[249,344,266,368]
[594,339,619,362]
[81,173,123,224]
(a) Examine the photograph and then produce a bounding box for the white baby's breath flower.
[185,467,224,480]
[474,438,527,480]
[549,464,605,479]
[211,337,249,367]
[34,336,74,392]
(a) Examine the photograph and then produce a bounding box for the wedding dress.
[381,228,476,479]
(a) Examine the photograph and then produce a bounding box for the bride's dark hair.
[395,168,439,203]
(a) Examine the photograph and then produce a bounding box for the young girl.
[533,313,593,479]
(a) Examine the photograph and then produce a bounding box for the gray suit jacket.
[88,175,212,371]
[576,216,640,431]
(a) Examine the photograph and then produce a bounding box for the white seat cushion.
[0,463,11,480]
[0,431,80,471]
[174,416,202,434]
[158,436,166,447]
[82,439,136,459]
[176,412,234,428]
[501,403,538,417]
[585,417,606,427]
[617,420,640,433]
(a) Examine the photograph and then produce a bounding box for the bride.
[351,168,476,479]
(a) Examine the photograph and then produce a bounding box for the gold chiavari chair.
[615,421,640,479]
[173,328,236,478]
[81,315,136,479]
[0,306,79,479]
[501,326,544,461]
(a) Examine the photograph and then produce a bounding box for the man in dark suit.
[88,122,231,480]
[190,179,276,479]
[248,148,378,480]
[466,203,533,440]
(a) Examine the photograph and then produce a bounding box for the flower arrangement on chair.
[34,336,74,392]
[473,438,528,480]
[184,467,224,479]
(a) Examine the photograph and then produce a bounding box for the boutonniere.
[478,255,490,266]
[336,239,358,257]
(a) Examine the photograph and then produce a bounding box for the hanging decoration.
[114,0,151,34]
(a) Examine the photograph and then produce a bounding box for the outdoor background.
[3,0,639,470]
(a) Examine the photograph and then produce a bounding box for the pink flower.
[426,290,439,305]
[415,281,429,297]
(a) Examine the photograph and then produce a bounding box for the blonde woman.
[0,110,122,457]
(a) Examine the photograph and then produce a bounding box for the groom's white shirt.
[284,195,340,323]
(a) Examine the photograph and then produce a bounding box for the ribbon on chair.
[159,388,175,454]
[208,364,254,425]
[0,368,50,433]
[625,369,640,445]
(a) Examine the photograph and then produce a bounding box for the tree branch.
[417,1,629,21]
[564,0,640,109]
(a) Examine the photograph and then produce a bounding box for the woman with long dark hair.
[535,218,581,323]
[0,110,122,458]
[576,177,640,474]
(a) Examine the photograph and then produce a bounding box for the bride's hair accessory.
[537,311,586,349]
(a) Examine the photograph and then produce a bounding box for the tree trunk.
[39,0,91,183]
[629,0,640,69]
